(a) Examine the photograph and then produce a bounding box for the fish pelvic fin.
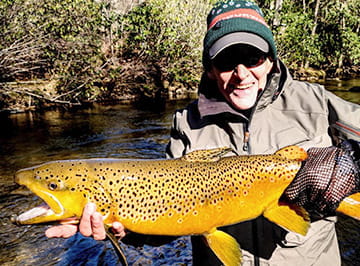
[336,192,360,220]
[264,201,310,236]
[181,147,232,162]
[275,146,308,161]
[204,228,242,266]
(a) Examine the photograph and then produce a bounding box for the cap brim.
[209,32,269,59]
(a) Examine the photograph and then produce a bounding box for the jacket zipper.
[243,123,250,152]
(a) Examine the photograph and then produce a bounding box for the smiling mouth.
[229,83,254,91]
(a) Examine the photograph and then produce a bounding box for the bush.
[120,0,217,99]
[0,0,108,103]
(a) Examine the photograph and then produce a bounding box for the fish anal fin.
[204,228,242,266]
[275,146,308,161]
[336,192,360,220]
[264,201,310,236]
[181,147,232,162]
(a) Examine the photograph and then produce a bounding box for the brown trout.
[12,146,359,266]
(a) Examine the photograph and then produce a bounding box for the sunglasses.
[212,44,269,72]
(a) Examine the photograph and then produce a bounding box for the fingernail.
[85,202,96,213]
[45,230,55,238]
[113,222,121,229]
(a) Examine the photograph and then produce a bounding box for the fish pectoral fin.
[181,147,232,162]
[274,145,308,161]
[263,201,310,236]
[204,228,242,266]
[336,192,360,220]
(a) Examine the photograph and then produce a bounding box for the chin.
[230,97,257,110]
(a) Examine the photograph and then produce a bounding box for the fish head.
[13,161,87,225]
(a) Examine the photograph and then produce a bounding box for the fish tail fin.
[204,228,242,266]
[336,192,360,220]
[275,146,308,161]
[264,201,310,236]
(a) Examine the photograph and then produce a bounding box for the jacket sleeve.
[326,90,360,142]
[165,111,188,159]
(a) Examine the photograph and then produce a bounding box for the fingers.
[79,202,106,240]
[79,202,96,237]
[45,202,125,241]
[91,212,106,240]
[45,224,78,238]
[112,221,126,239]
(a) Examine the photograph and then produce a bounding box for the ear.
[207,69,216,80]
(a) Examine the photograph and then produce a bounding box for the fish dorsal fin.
[336,192,360,220]
[204,228,242,266]
[275,145,308,161]
[181,147,232,162]
[264,201,310,236]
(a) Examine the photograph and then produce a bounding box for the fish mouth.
[12,189,67,225]
[12,203,53,224]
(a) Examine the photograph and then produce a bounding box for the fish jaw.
[14,168,86,225]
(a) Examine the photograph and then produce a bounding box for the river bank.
[1,76,359,114]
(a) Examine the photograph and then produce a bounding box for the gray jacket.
[166,60,360,265]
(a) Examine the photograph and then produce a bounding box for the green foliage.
[121,0,217,97]
[273,6,324,69]
[0,0,109,102]
[259,0,360,75]
[0,0,359,110]
[319,0,360,69]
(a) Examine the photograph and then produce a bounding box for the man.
[47,1,360,265]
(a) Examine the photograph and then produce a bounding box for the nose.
[233,64,250,80]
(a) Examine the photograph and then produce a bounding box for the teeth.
[233,84,251,90]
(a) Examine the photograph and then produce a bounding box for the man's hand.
[283,145,359,216]
[45,203,126,240]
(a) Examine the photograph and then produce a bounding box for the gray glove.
[283,143,359,217]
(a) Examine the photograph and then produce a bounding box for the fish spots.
[20,151,302,234]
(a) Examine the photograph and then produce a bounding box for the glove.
[283,143,359,217]
[339,139,360,168]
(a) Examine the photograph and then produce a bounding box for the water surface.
[0,83,359,265]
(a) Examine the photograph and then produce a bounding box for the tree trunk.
[272,0,283,27]
[305,0,321,68]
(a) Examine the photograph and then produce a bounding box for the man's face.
[208,44,274,110]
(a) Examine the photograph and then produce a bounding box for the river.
[0,79,359,265]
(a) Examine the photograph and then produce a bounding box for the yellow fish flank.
[14,145,355,266]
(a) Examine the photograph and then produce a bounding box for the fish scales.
[15,149,301,236]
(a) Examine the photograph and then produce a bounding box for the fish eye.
[48,182,58,190]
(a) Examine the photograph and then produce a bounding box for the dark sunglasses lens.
[212,45,267,71]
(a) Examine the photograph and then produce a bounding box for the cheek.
[216,72,232,87]
[252,61,273,86]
